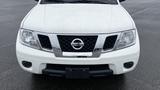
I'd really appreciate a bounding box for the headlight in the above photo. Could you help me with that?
[116,30,136,49]
[20,29,39,49]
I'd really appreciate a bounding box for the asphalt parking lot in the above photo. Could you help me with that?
[0,0,160,90]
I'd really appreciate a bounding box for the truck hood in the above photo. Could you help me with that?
[22,4,134,33]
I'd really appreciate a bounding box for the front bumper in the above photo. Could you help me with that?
[42,64,113,78]
[16,31,140,76]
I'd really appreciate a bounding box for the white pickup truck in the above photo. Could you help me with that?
[16,0,140,78]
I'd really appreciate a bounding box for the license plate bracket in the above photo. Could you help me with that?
[66,68,89,79]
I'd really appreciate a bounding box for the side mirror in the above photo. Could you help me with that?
[35,0,39,2]
[119,0,126,2]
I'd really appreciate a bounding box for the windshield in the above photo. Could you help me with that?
[41,0,118,4]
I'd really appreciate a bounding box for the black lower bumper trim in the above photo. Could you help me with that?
[42,64,113,78]
[42,68,113,78]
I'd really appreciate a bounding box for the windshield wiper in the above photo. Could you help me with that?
[41,0,108,4]
[84,0,107,4]
[67,0,107,4]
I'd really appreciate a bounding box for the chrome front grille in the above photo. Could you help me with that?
[36,33,119,58]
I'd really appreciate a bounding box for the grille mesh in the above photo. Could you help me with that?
[103,35,118,50]
[57,35,98,52]
[46,64,109,71]
[38,34,52,50]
